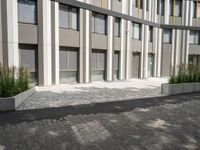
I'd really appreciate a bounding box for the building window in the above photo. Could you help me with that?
[132,22,141,40]
[19,44,38,84]
[190,30,200,45]
[59,5,79,30]
[192,1,200,18]
[18,0,37,24]
[169,0,182,17]
[157,0,164,15]
[92,13,107,35]
[146,0,149,11]
[114,18,121,37]
[149,26,153,42]
[133,0,143,9]
[163,29,172,44]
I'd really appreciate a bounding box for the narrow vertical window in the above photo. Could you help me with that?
[114,18,121,37]
[169,0,182,17]
[163,29,172,44]
[59,5,69,28]
[149,26,153,42]
[92,13,107,35]
[132,22,141,40]
[18,0,37,24]
[190,30,200,45]
[59,4,79,30]
[71,8,78,30]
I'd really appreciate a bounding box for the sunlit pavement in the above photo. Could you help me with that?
[18,78,168,110]
[0,92,200,150]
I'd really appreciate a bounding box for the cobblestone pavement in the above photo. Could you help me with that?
[18,78,167,110]
[0,93,200,150]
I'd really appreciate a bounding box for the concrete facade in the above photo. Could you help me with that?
[0,0,200,85]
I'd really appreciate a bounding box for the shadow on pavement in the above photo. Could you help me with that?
[0,92,199,126]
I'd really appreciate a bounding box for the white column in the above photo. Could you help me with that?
[38,0,52,86]
[51,1,59,85]
[148,0,152,21]
[189,1,193,26]
[157,28,162,77]
[125,21,132,79]
[0,0,3,65]
[107,16,114,81]
[153,27,158,77]
[85,10,90,83]
[140,24,145,78]
[185,30,190,64]
[143,25,149,78]
[2,0,19,67]
[184,0,189,26]
[164,0,170,24]
[143,0,147,20]
[171,29,176,74]
[120,19,126,80]
[174,30,181,73]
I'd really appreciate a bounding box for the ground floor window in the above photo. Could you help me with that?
[91,49,106,81]
[148,53,154,77]
[132,52,141,78]
[114,51,120,80]
[19,44,38,84]
[59,47,78,83]
[189,54,200,66]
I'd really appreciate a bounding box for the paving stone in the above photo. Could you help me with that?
[18,78,167,110]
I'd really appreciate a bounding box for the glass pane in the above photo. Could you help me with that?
[163,29,172,43]
[132,23,141,40]
[149,27,153,42]
[59,5,69,28]
[92,13,95,32]
[190,31,195,44]
[59,49,68,70]
[96,14,106,34]
[20,49,36,71]
[18,0,37,24]
[114,18,120,37]
[59,71,77,83]
[71,8,78,30]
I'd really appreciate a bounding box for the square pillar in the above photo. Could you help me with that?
[1,0,19,67]
[51,1,59,85]
[143,25,149,79]
[107,16,114,81]
[38,0,52,86]
[0,0,3,65]
[80,9,91,83]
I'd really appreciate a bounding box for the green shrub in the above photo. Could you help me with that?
[0,64,30,98]
[169,64,200,84]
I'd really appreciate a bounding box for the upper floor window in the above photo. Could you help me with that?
[114,18,121,37]
[157,0,164,15]
[133,0,143,9]
[132,22,141,40]
[169,0,182,17]
[59,5,79,30]
[149,26,153,42]
[92,13,107,35]
[163,29,172,44]
[192,1,200,18]
[18,0,37,24]
[190,30,200,45]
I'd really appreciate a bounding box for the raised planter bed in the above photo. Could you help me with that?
[0,87,37,111]
[161,82,200,96]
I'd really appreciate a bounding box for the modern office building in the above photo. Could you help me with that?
[0,0,200,86]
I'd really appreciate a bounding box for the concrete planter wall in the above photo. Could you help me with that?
[0,87,37,111]
[162,83,200,96]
